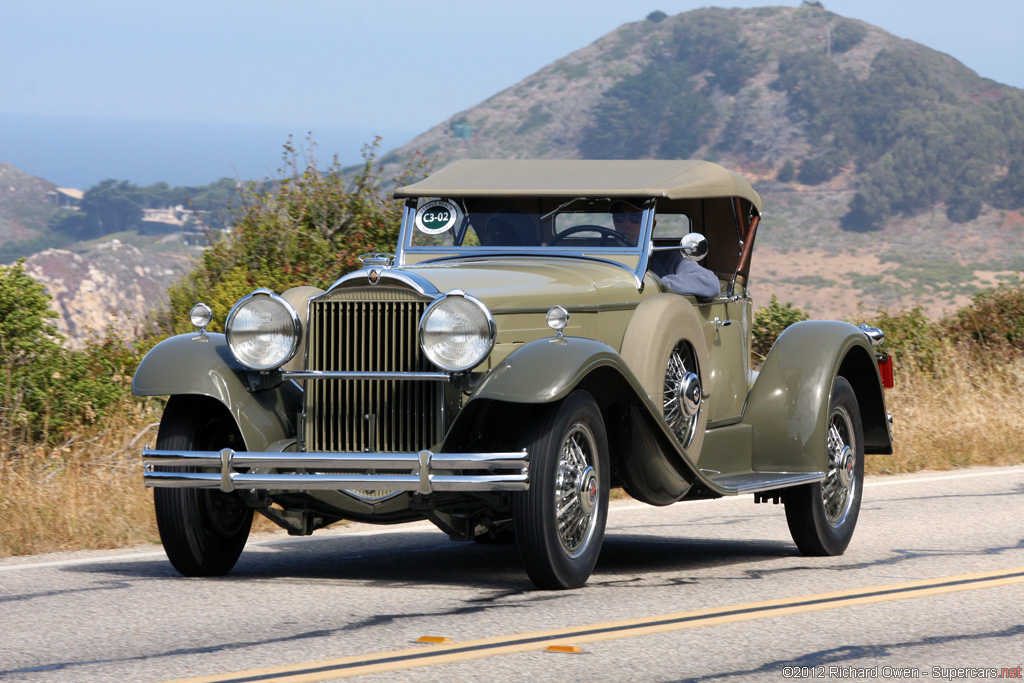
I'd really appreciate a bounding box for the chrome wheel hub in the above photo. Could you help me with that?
[555,424,600,557]
[822,406,857,527]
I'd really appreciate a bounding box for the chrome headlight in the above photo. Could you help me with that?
[225,289,301,371]
[419,290,495,372]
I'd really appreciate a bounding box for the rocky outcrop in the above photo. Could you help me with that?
[23,238,192,348]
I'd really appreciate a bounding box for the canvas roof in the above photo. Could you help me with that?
[394,159,763,212]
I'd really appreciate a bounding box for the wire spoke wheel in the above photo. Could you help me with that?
[663,341,701,447]
[784,376,864,556]
[554,424,600,557]
[514,390,609,589]
[822,406,857,526]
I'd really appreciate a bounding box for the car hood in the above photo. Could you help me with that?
[399,257,642,311]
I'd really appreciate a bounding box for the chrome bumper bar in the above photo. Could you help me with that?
[142,448,529,494]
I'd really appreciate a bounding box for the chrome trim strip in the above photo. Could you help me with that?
[490,302,640,316]
[143,447,530,494]
[281,370,450,381]
[323,267,440,298]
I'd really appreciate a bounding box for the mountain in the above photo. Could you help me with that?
[7,5,1024,333]
[0,162,60,241]
[0,164,199,347]
[22,238,194,349]
[380,5,1024,318]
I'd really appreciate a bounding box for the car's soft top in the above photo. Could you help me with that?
[394,159,763,212]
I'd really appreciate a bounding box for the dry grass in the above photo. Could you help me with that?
[0,400,163,557]
[2,346,1023,557]
[868,348,1024,474]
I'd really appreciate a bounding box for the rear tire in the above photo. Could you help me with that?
[153,397,252,576]
[784,376,864,556]
[514,391,609,589]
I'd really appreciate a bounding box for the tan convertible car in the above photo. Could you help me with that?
[134,160,894,589]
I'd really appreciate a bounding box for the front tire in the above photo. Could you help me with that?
[514,391,609,589]
[153,396,253,576]
[784,376,864,555]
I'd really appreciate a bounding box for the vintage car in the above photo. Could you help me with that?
[134,160,894,590]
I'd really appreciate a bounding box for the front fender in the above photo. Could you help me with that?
[132,333,301,452]
[463,336,710,504]
[743,320,885,472]
[470,337,627,404]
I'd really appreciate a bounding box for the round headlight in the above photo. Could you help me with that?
[419,291,495,372]
[225,289,301,371]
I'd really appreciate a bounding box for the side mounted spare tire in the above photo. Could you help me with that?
[620,294,709,462]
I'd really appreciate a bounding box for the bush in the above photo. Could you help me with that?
[830,19,867,54]
[752,295,808,360]
[164,137,426,335]
[797,153,844,185]
[943,282,1024,354]
[0,261,139,446]
[776,160,796,183]
[865,306,943,376]
[646,10,668,23]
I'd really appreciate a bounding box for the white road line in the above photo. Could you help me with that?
[2,466,1020,573]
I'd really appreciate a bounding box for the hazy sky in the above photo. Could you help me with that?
[2,0,1022,187]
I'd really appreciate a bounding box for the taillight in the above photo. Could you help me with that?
[876,354,894,389]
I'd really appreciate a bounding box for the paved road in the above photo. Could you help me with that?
[2,466,1022,682]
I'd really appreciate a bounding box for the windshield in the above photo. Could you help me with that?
[405,197,652,250]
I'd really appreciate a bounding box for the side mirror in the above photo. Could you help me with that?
[680,233,708,262]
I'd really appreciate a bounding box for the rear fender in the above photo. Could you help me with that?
[743,321,890,472]
[132,333,301,452]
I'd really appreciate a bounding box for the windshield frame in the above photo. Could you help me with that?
[395,197,657,287]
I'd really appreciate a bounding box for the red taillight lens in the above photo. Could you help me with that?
[877,354,894,389]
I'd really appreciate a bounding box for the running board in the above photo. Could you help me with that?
[710,471,826,495]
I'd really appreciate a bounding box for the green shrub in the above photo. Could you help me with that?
[943,282,1024,354]
[0,261,139,445]
[752,295,808,359]
[776,160,796,183]
[830,19,867,54]
[164,137,425,335]
[865,307,943,376]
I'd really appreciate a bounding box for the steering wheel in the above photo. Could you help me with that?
[548,225,634,247]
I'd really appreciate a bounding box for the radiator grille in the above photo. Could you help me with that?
[304,298,443,452]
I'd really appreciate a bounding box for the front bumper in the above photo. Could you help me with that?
[142,448,530,494]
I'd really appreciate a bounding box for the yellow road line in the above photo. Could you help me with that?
[169,566,1024,683]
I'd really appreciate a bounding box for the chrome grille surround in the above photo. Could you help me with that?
[303,286,444,500]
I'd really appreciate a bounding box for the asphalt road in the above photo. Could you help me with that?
[2,466,1022,682]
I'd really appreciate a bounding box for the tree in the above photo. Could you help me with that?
[0,260,65,442]
[74,179,144,238]
[164,138,426,335]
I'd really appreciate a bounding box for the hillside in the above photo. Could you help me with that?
[6,4,1024,332]
[380,4,1024,318]
[0,162,60,242]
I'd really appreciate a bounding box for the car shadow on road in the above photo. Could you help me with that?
[64,530,798,591]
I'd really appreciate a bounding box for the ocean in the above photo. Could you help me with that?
[0,113,419,190]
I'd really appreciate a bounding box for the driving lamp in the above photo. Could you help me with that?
[225,289,301,371]
[189,302,213,331]
[546,305,569,336]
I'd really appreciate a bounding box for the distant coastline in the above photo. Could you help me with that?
[0,113,418,189]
